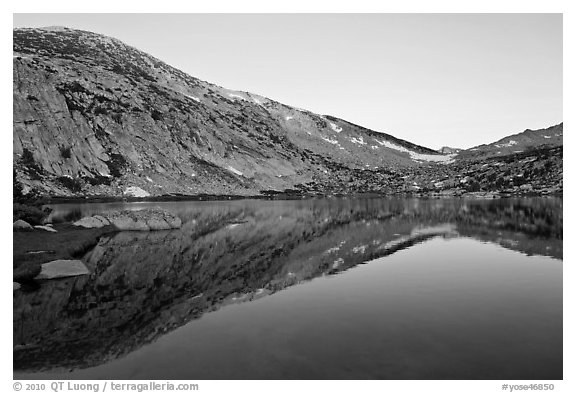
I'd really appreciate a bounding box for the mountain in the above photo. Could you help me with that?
[438,146,462,154]
[13,27,562,198]
[457,123,563,161]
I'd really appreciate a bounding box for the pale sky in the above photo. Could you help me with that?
[13,13,562,150]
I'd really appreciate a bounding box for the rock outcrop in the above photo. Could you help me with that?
[105,209,181,231]
[72,215,110,229]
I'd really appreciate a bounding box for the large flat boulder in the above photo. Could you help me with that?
[73,215,111,228]
[105,209,182,231]
[35,259,90,280]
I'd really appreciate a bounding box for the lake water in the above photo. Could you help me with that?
[14,197,562,379]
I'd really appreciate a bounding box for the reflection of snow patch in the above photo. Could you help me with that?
[332,258,344,269]
[543,135,551,139]
[324,241,346,255]
[352,245,367,254]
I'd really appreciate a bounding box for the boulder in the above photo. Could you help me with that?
[34,225,58,233]
[124,186,151,197]
[13,219,33,231]
[105,209,182,231]
[93,215,111,226]
[147,217,172,231]
[73,215,110,228]
[35,259,90,280]
[107,214,149,231]
[13,282,21,291]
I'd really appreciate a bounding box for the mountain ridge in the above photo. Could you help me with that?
[13,27,563,198]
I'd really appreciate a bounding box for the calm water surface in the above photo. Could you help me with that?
[14,197,562,379]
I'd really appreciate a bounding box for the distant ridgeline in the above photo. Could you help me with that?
[13,27,563,198]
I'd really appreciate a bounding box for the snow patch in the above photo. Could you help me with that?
[374,139,455,163]
[329,122,342,133]
[350,136,366,145]
[496,140,517,148]
[227,166,243,176]
[285,116,293,121]
[321,136,339,145]
[185,94,200,102]
[543,135,551,139]
[228,93,247,101]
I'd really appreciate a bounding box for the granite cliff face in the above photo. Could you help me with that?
[13,27,562,198]
[13,27,445,198]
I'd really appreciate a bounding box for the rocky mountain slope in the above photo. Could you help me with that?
[457,123,563,161]
[13,27,563,198]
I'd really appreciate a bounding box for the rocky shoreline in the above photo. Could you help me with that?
[13,208,182,286]
[37,187,563,205]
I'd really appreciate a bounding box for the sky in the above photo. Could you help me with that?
[13,13,563,150]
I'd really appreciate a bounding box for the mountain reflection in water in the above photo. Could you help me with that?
[14,197,562,379]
